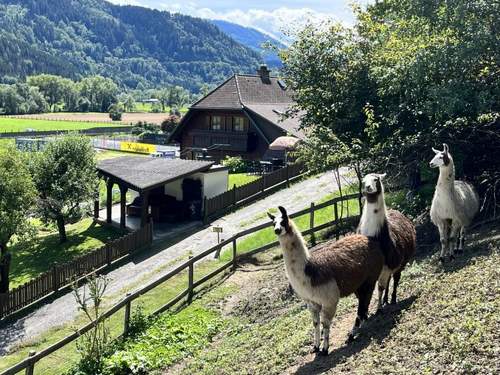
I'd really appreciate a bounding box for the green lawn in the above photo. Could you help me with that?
[228,173,259,188]
[9,218,125,288]
[0,117,123,132]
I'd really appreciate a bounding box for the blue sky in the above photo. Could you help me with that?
[107,1,368,40]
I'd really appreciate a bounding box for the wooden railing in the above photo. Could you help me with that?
[0,223,153,321]
[204,163,305,222]
[0,192,361,375]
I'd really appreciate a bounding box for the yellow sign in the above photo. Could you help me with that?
[120,141,157,154]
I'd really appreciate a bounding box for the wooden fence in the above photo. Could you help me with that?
[0,192,361,375]
[0,223,153,321]
[204,163,305,222]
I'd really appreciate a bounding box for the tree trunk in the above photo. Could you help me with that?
[56,215,67,243]
[0,243,11,293]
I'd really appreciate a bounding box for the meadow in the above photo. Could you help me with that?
[0,117,124,132]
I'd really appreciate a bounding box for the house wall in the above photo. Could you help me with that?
[163,169,228,201]
[178,110,272,162]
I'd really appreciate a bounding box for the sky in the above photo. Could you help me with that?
[107,1,368,41]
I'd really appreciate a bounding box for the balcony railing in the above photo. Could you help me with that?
[191,129,249,152]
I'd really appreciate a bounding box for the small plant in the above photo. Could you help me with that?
[222,156,246,173]
[70,274,110,374]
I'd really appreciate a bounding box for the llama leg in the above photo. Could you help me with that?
[449,224,460,259]
[391,271,401,304]
[438,221,449,262]
[308,302,321,352]
[349,281,375,341]
[319,303,337,355]
[457,227,466,254]
[376,267,391,313]
[383,276,391,305]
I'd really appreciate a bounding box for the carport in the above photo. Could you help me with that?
[96,157,216,228]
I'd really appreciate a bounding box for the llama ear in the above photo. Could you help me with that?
[443,143,449,153]
[267,212,275,221]
[377,173,387,179]
[278,206,288,218]
[432,147,440,154]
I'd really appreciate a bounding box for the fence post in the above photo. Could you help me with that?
[25,350,36,375]
[106,244,112,266]
[334,201,340,240]
[286,165,290,187]
[261,175,266,192]
[310,202,316,246]
[52,266,59,292]
[188,256,194,303]
[232,238,237,271]
[232,184,237,205]
[123,292,132,336]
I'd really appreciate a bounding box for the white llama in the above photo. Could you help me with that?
[429,144,480,262]
[268,206,384,355]
[357,173,416,311]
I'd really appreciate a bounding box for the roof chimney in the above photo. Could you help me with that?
[257,64,271,84]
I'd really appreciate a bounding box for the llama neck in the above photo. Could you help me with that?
[437,162,455,191]
[358,192,387,238]
[279,222,309,268]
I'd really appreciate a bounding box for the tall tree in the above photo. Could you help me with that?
[27,74,67,111]
[79,76,119,112]
[0,146,36,293]
[32,136,98,243]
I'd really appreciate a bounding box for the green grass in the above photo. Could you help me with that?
[228,173,259,188]
[9,218,125,288]
[0,117,124,132]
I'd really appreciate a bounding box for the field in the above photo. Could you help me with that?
[4,111,183,126]
[0,117,127,132]
[228,173,259,188]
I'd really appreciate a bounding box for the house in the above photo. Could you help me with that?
[169,65,304,162]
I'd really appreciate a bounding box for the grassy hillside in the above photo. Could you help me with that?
[68,220,498,375]
[0,117,123,132]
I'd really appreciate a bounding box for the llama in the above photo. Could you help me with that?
[268,206,384,355]
[357,173,416,311]
[429,144,480,262]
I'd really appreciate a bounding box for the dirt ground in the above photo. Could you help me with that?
[12,112,170,124]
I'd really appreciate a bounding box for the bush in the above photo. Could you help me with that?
[160,114,180,134]
[131,121,161,136]
[108,103,123,121]
[222,156,246,173]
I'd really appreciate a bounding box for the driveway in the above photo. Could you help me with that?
[0,169,352,355]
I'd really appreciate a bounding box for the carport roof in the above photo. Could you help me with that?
[97,156,214,192]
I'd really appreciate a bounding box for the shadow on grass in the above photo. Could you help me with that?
[9,219,125,287]
[294,295,417,375]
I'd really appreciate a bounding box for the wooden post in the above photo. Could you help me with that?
[310,202,316,246]
[106,244,112,266]
[232,184,237,205]
[119,185,128,229]
[140,191,150,228]
[286,165,290,187]
[123,293,131,336]
[203,196,208,225]
[334,201,339,240]
[232,238,237,271]
[106,179,114,224]
[25,350,36,375]
[52,266,58,292]
[93,195,100,220]
[188,256,194,303]
[261,175,266,192]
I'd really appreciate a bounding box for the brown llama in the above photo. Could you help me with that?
[268,206,384,355]
[357,173,416,311]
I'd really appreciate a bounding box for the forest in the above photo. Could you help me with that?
[0,0,262,92]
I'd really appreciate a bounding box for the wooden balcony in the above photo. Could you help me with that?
[191,129,249,152]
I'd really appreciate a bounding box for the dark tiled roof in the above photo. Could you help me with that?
[192,76,242,109]
[244,104,305,139]
[97,156,213,192]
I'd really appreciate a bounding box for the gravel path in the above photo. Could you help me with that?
[0,169,351,355]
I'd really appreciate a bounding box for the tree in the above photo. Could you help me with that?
[118,93,135,112]
[32,136,98,243]
[27,74,66,111]
[79,76,119,112]
[108,103,123,121]
[160,114,180,133]
[0,146,36,293]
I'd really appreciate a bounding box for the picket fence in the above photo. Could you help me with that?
[0,223,153,320]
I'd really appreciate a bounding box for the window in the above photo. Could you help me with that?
[233,117,245,132]
[210,116,222,130]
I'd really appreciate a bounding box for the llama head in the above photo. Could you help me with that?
[362,173,386,201]
[430,143,452,168]
[267,206,290,236]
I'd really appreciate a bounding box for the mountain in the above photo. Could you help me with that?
[212,20,286,68]
[0,0,263,92]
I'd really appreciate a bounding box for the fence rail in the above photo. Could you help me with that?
[0,192,362,375]
[0,126,134,139]
[204,163,305,221]
[0,223,153,321]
